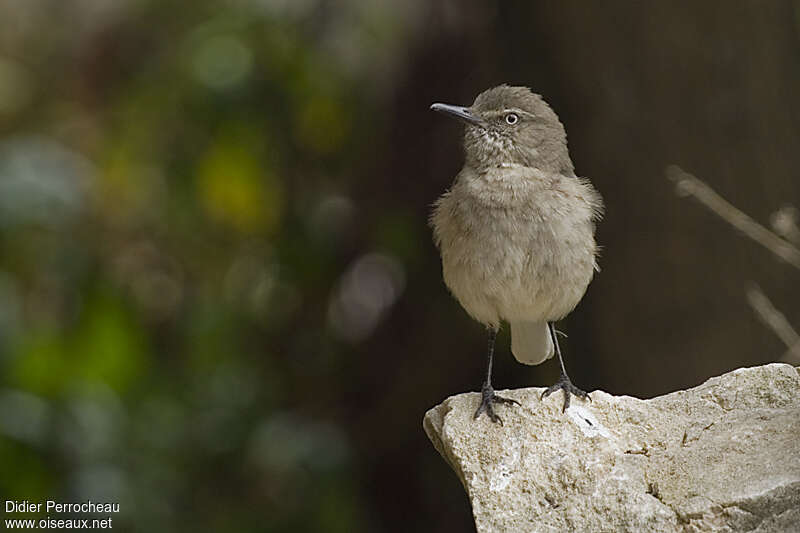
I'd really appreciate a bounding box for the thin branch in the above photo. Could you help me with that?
[745,283,800,364]
[666,165,800,270]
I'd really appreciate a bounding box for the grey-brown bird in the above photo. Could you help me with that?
[430,85,603,424]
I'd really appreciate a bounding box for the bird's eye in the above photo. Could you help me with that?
[505,113,519,125]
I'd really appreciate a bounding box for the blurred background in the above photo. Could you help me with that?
[1,1,798,531]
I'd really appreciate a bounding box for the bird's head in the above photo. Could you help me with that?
[431,85,573,174]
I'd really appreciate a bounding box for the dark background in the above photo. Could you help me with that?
[1,1,798,531]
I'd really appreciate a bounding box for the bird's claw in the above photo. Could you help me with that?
[474,384,520,425]
[541,375,591,412]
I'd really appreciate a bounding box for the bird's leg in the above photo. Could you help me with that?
[474,327,520,425]
[541,322,591,412]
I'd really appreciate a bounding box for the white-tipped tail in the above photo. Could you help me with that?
[511,321,554,365]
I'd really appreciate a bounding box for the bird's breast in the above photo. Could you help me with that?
[431,170,598,324]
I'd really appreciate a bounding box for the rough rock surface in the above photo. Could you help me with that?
[423,364,800,532]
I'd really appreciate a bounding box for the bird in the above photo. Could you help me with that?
[429,85,603,424]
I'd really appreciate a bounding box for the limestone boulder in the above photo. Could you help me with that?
[423,364,800,532]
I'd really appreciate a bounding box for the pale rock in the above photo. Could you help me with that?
[423,364,800,532]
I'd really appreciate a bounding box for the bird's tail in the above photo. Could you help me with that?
[510,321,554,365]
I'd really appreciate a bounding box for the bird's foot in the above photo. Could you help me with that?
[541,375,591,413]
[473,383,520,425]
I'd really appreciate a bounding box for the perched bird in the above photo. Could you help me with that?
[430,85,603,424]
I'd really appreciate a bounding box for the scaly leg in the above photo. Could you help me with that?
[474,328,519,425]
[541,322,591,412]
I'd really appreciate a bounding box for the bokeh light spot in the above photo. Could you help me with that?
[328,252,405,342]
[294,95,349,155]
[191,35,253,91]
[196,134,283,234]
